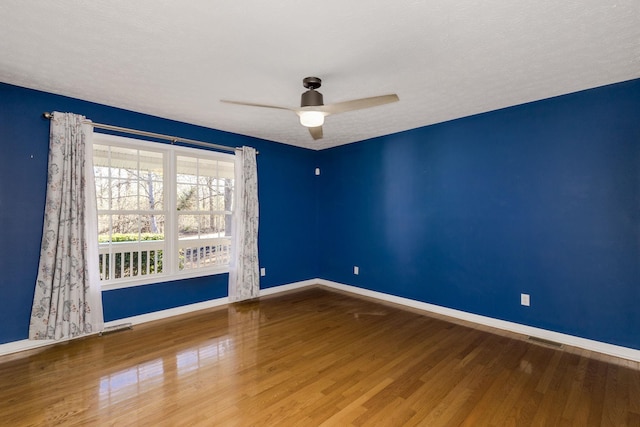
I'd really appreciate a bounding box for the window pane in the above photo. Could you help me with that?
[95,177,110,210]
[97,214,166,281]
[109,146,138,170]
[98,214,111,242]
[178,214,200,239]
[177,184,198,211]
[200,214,215,237]
[176,156,198,182]
[139,181,163,211]
[200,214,227,236]
[198,184,213,211]
[218,160,234,180]
[139,151,163,175]
[140,214,165,236]
[177,156,233,216]
[94,145,165,213]
[178,236,231,271]
[111,214,140,235]
[224,179,234,207]
[198,158,218,184]
[178,214,230,239]
[93,145,110,167]
[139,151,164,210]
[113,178,138,210]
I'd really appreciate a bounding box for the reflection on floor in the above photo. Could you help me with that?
[0,286,638,426]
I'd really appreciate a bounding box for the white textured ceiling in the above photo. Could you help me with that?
[1,1,639,150]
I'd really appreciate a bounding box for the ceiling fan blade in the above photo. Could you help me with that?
[220,100,292,111]
[318,94,399,115]
[308,126,323,140]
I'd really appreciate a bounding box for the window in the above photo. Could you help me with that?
[93,134,234,290]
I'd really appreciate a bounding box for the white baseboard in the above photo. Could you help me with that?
[0,337,60,357]
[316,279,640,363]
[259,279,317,296]
[3,278,639,363]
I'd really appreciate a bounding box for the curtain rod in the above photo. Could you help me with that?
[42,112,257,154]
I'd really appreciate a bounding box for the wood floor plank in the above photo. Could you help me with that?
[561,352,593,425]
[0,286,638,426]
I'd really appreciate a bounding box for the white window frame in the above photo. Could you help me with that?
[94,133,235,291]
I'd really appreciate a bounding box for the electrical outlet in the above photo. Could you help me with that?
[354,266,359,275]
[315,168,320,175]
[260,268,266,277]
[521,293,530,306]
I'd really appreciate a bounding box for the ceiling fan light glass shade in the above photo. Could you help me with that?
[299,111,325,127]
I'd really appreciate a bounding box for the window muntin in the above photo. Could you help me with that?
[93,134,234,290]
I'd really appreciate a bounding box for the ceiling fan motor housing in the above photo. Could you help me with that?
[301,77,323,107]
[301,89,324,107]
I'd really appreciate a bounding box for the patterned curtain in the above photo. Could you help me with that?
[229,146,260,302]
[29,112,104,340]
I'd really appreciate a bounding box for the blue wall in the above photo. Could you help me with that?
[317,79,640,350]
[0,82,318,343]
[2,78,639,350]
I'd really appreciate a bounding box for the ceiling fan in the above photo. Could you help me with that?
[221,77,399,140]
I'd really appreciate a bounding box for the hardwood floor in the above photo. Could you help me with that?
[1,286,639,426]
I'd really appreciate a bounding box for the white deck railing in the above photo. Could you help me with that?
[98,237,231,282]
[178,237,232,271]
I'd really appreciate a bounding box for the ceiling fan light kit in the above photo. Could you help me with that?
[298,110,326,127]
[221,76,399,140]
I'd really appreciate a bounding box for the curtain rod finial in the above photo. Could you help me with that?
[43,112,53,119]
